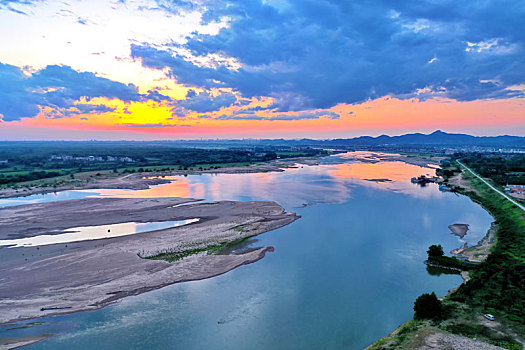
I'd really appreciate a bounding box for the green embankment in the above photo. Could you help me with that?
[368,157,525,349]
[449,167,525,325]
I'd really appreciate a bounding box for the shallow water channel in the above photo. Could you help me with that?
[0,219,200,248]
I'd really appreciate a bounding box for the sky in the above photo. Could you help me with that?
[0,0,524,140]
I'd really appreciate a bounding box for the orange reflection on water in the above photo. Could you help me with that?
[330,161,431,182]
[96,178,191,198]
[338,151,402,162]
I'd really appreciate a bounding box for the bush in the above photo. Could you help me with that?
[414,292,442,319]
[427,244,444,258]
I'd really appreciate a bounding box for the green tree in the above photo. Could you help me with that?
[427,244,444,259]
[414,292,442,319]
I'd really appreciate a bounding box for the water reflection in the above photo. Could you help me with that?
[0,219,199,248]
[0,152,438,209]
[0,153,488,251]
[338,150,402,161]
[89,156,438,207]
[327,161,440,197]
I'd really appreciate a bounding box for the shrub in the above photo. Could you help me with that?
[414,292,442,319]
[427,244,444,258]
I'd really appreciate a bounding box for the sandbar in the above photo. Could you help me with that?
[0,198,298,324]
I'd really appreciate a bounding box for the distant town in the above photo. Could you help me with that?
[50,155,135,162]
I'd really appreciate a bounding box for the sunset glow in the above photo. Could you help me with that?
[1,0,524,139]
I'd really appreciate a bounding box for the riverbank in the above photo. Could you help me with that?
[368,159,525,349]
[0,198,298,325]
[0,157,320,200]
[0,150,441,200]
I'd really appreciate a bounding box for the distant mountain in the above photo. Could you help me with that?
[3,130,523,147]
[240,130,525,147]
[329,130,525,146]
[169,130,525,147]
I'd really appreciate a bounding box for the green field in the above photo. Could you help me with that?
[0,142,330,188]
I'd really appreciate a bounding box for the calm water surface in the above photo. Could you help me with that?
[0,152,493,349]
[0,219,200,248]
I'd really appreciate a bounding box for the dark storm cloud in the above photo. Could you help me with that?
[0,61,243,121]
[131,0,525,111]
[0,63,139,121]
[179,90,236,112]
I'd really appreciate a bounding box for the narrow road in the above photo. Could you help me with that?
[457,161,525,212]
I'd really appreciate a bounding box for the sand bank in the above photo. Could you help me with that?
[448,223,469,238]
[0,198,298,324]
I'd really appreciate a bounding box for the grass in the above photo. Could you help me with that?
[0,159,266,192]
[367,320,425,349]
[427,255,478,270]
[119,161,257,172]
[139,235,256,262]
[0,169,119,191]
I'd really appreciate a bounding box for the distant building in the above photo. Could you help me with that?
[0,159,8,164]
[50,155,133,162]
[506,184,525,195]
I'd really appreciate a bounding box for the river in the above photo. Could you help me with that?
[0,152,493,349]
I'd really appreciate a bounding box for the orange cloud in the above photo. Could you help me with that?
[3,95,524,139]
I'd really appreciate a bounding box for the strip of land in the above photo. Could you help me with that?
[0,197,298,324]
[0,156,321,200]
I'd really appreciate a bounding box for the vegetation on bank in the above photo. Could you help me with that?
[442,154,525,326]
[426,244,478,271]
[456,153,525,186]
[449,170,525,325]
[439,153,525,205]
[0,142,329,188]
[414,292,443,320]
[139,235,255,262]
[369,154,525,349]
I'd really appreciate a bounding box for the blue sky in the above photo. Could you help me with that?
[0,0,523,139]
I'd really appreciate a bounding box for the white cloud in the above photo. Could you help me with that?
[505,84,525,92]
[402,19,431,33]
[465,38,518,54]
[0,0,229,91]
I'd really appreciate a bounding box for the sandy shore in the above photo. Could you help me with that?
[0,198,298,324]
[457,222,497,263]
